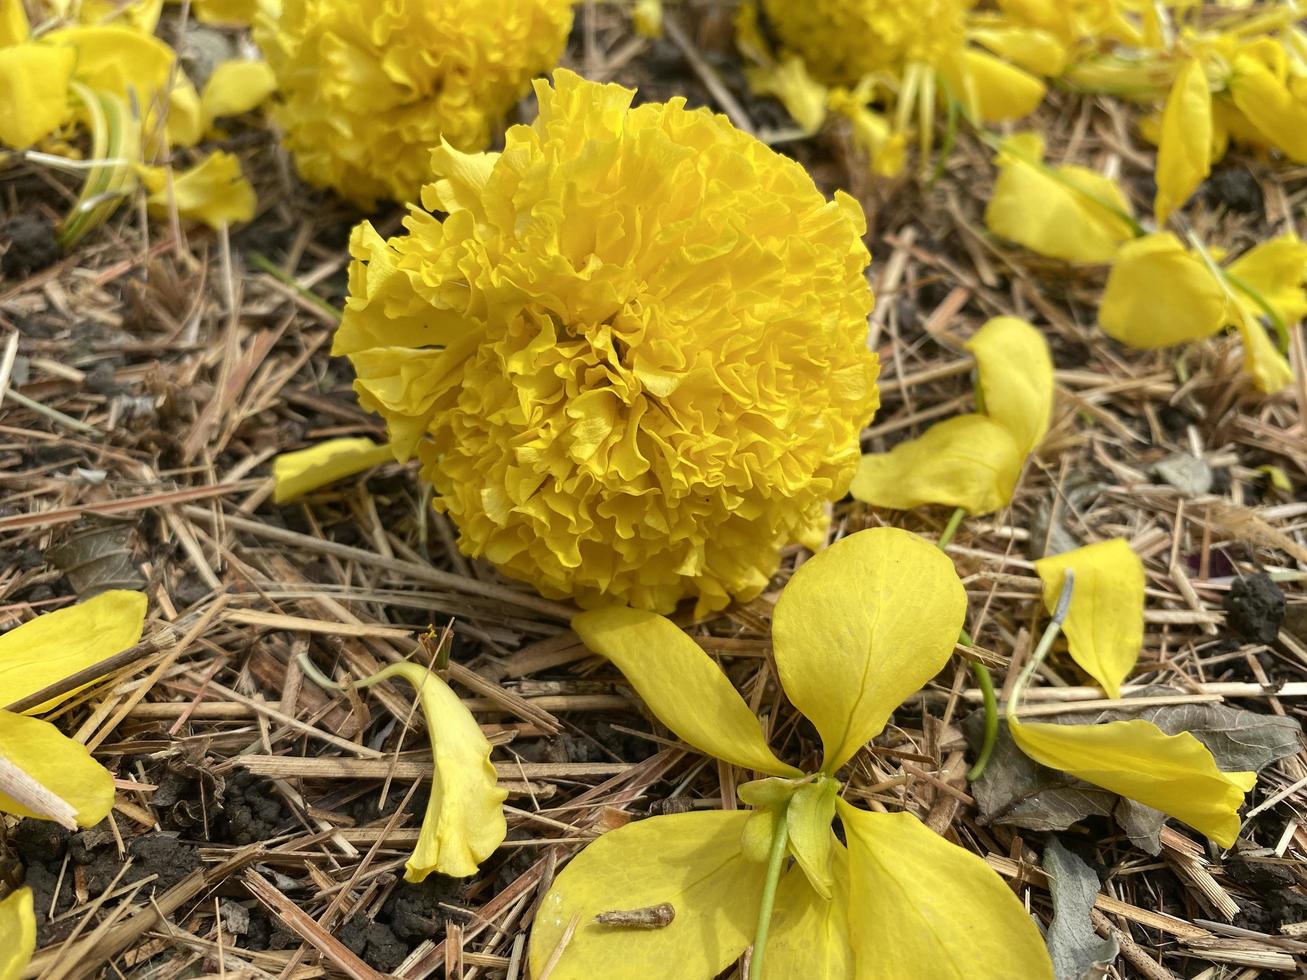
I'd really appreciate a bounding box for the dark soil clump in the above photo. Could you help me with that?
[0,214,61,279]
[1224,573,1286,644]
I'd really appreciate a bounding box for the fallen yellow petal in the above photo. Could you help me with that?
[201,60,276,123]
[1154,58,1212,224]
[1229,52,1307,163]
[1009,717,1256,848]
[950,48,1047,123]
[966,315,1054,456]
[1232,308,1293,395]
[0,590,146,712]
[1035,539,1143,698]
[192,0,258,26]
[747,56,827,135]
[1099,233,1228,348]
[851,414,1024,516]
[0,887,35,980]
[839,799,1054,978]
[0,709,115,828]
[573,606,799,777]
[1226,234,1307,327]
[141,151,256,228]
[985,132,1135,263]
[44,25,173,103]
[0,0,29,46]
[165,75,206,148]
[528,810,760,980]
[271,437,393,503]
[969,25,1067,77]
[363,662,506,881]
[0,44,75,149]
[772,527,966,772]
[763,847,854,979]
[632,0,662,38]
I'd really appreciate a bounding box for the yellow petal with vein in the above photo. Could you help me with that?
[985,132,1135,263]
[851,414,1023,516]
[1226,234,1307,327]
[1099,233,1228,348]
[0,590,146,712]
[141,151,256,228]
[839,800,1054,979]
[966,315,1053,455]
[1009,718,1255,848]
[1035,539,1143,698]
[0,887,35,980]
[772,527,966,771]
[1154,58,1211,224]
[573,607,799,776]
[763,850,854,979]
[0,709,115,827]
[272,437,393,503]
[366,663,506,880]
[528,810,760,980]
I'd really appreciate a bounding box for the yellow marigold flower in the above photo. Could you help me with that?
[253,0,574,207]
[336,69,880,615]
[760,0,970,86]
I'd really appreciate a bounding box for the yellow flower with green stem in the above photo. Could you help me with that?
[529,527,1055,980]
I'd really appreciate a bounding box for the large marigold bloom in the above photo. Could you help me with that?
[253,0,574,207]
[760,0,970,86]
[335,70,880,615]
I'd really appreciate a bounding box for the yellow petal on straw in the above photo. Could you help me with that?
[271,437,393,503]
[1099,233,1228,348]
[1232,308,1293,395]
[948,48,1046,123]
[140,151,256,229]
[746,56,827,135]
[0,709,115,827]
[839,800,1055,979]
[966,315,1054,456]
[1008,718,1256,848]
[364,663,506,881]
[201,60,276,122]
[0,887,35,980]
[0,590,146,712]
[165,75,205,148]
[1226,234,1307,327]
[528,810,760,980]
[572,607,800,777]
[1154,58,1211,224]
[763,847,855,979]
[968,26,1067,77]
[772,527,966,772]
[0,44,75,149]
[985,132,1135,263]
[1229,52,1307,164]
[1035,539,1143,698]
[0,0,29,46]
[850,414,1024,516]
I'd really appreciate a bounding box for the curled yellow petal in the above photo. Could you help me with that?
[363,662,506,881]
[1154,58,1212,224]
[140,151,256,228]
[272,437,393,503]
[1099,233,1228,348]
[1009,718,1255,848]
[772,527,967,772]
[1233,308,1293,395]
[851,414,1023,516]
[0,590,146,712]
[839,800,1054,979]
[948,48,1047,123]
[45,25,173,103]
[1229,52,1307,163]
[1035,539,1143,698]
[572,607,799,777]
[746,56,828,134]
[783,777,837,900]
[969,26,1067,77]
[0,887,35,980]
[827,91,904,176]
[165,76,205,149]
[0,44,75,149]
[528,810,760,980]
[1226,234,1307,327]
[201,59,276,122]
[985,132,1135,263]
[0,709,115,828]
[966,315,1054,456]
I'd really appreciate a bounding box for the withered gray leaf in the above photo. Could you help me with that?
[46,517,145,597]
[966,691,1300,855]
[1044,837,1118,980]
[1153,453,1213,497]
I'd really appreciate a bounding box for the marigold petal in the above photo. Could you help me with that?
[763,849,854,979]
[0,45,75,149]
[1099,233,1228,348]
[1009,718,1255,848]
[141,150,256,228]
[1226,234,1307,327]
[966,315,1054,455]
[1229,52,1307,163]
[772,527,966,771]
[1154,58,1212,224]
[201,59,276,122]
[1232,309,1293,395]
[952,48,1046,123]
[746,56,827,134]
[0,0,28,46]
[0,887,35,980]
[272,437,393,503]
[0,710,115,828]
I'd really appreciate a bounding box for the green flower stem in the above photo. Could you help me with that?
[749,804,790,980]
[933,507,1000,780]
[1006,571,1075,722]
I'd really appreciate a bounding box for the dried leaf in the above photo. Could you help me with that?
[46,518,145,597]
[1043,838,1118,980]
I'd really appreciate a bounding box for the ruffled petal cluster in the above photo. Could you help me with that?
[336,70,879,614]
[254,0,574,207]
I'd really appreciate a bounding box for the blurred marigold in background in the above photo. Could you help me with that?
[253,0,574,207]
[335,69,880,615]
